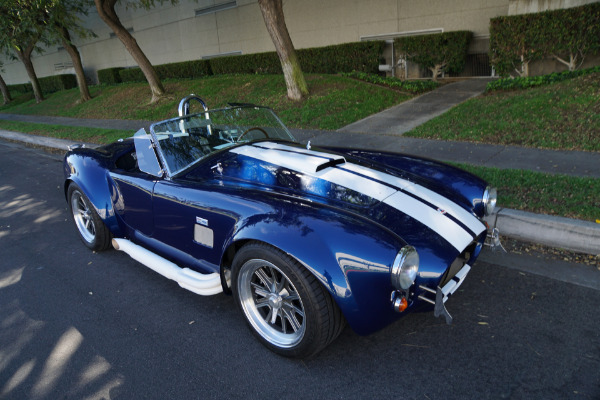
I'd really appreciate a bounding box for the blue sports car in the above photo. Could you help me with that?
[64,95,499,358]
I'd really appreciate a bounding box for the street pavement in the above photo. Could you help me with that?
[0,79,599,254]
[0,140,598,400]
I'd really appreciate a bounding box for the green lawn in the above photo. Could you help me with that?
[405,72,600,152]
[456,164,600,222]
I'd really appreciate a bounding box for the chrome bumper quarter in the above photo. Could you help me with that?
[418,264,471,324]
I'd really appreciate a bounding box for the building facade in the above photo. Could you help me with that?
[1,0,596,84]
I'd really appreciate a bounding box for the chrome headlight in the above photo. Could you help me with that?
[391,246,419,290]
[482,186,497,216]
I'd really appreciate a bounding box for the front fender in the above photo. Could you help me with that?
[229,200,407,335]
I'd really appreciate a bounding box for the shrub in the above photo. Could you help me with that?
[489,3,600,77]
[395,31,473,80]
[97,67,124,84]
[486,65,600,91]
[342,71,440,93]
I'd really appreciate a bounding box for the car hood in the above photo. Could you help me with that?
[186,141,487,254]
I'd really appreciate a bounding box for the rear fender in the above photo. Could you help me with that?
[63,151,122,236]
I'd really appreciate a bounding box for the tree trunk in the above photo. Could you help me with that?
[58,25,91,102]
[553,53,580,71]
[517,54,529,77]
[429,63,446,81]
[94,0,165,103]
[15,45,44,103]
[258,0,308,101]
[0,74,11,105]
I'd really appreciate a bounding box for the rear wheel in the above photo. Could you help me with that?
[68,183,111,251]
[232,242,344,358]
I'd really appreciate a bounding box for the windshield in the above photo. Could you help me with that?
[149,106,295,176]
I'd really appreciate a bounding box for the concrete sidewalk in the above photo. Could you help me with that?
[1,78,599,254]
[339,78,492,135]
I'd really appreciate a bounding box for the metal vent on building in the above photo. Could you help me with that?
[110,27,134,38]
[54,62,74,71]
[195,1,237,16]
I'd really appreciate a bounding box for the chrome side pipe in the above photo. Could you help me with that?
[112,238,222,296]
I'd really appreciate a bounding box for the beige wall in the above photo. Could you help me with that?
[1,0,517,85]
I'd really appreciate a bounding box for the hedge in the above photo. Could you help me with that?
[209,52,281,75]
[38,74,77,93]
[118,67,145,83]
[210,41,385,75]
[489,3,600,77]
[7,74,77,96]
[97,67,124,84]
[7,82,33,96]
[119,60,213,83]
[298,41,384,74]
[395,31,473,80]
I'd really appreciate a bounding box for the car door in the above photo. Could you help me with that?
[151,179,238,274]
[108,129,163,237]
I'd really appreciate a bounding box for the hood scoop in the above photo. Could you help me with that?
[232,142,346,174]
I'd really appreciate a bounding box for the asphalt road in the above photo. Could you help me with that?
[1,141,599,400]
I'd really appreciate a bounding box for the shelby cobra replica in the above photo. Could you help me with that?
[64,95,500,358]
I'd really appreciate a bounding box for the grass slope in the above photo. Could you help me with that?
[406,72,600,152]
[0,74,411,130]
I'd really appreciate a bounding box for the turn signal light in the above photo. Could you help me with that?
[394,296,408,312]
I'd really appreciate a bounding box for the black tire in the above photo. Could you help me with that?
[232,242,345,358]
[67,183,112,251]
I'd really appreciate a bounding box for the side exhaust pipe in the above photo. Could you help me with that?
[112,238,223,296]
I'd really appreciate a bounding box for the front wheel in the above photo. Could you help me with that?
[68,183,112,251]
[232,242,344,358]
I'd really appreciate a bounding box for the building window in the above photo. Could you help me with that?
[195,1,237,17]
[202,51,242,60]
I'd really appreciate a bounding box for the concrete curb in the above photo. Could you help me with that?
[485,208,600,255]
[0,129,98,151]
[2,128,599,255]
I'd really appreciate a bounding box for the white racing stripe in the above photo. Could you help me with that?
[231,145,395,200]
[230,143,484,251]
[340,163,486,236]
[384,192,475,251]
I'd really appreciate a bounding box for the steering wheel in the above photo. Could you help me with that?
[237,127,270,142]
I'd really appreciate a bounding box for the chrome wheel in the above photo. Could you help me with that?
[67,184,111,251]
[71,189,96,244]
[237,259,306,348]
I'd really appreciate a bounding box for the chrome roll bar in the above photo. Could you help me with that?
[178,94,208,116]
